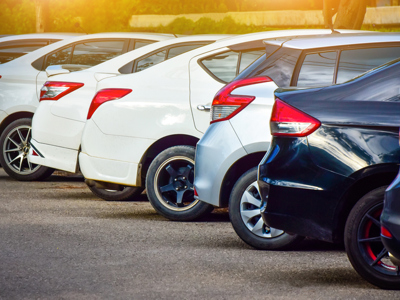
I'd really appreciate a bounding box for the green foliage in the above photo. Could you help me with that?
[0,0,35,34]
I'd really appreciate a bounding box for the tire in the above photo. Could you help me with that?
[0,118,54,181]
[146,145,213,221]
[345,186,400,290]
[229,167,304,250]
[87,184,144,201]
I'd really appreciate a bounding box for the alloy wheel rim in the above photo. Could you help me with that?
[3,125,39,175]
[357,203,400,276]
[240,181,284,238]
[154,156,199,211]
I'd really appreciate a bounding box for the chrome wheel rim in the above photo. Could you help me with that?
[2,125,39,175]
[154,156,199,211]
[240,181,284,238]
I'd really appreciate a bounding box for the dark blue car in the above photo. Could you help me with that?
[258,58,400,289]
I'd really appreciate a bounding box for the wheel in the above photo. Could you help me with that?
[345,186,400,290]
[229,167,304,250]
[146,145,213,221]
[87,184,144,201]
[0,118,54,181]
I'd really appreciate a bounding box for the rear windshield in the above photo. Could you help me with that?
[236,47,301,87]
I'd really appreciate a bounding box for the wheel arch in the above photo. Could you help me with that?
[0,112,34,137]
[332,163,399,243]
[138,134,199,186]
[219,151,266,208]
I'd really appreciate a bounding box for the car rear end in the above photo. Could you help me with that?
[259,60,400,243]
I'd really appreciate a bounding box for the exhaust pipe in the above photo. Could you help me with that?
[85,179,124,191]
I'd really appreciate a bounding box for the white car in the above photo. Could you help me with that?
[0,33,83,64]
[29,34,230,200]
[71,30,358,221]
[0,32,174,181]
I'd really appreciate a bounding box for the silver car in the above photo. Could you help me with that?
[194,32,400,250]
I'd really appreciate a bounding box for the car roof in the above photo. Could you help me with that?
[3,32,177,65]
[87,34,234,72]
[264,32,400,49]
[0,33,84,42]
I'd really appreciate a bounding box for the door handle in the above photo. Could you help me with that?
[197,104,211,111]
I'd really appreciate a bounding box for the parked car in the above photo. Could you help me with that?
[258,58,400,289]
[0,32,174,181]
[0,33,83,64]
[74,30,364,221]
[194,32,400,250]
[29,34,230,200]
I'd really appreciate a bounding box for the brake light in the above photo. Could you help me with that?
[381,225,393,239]
[211,77,272,124]
[40,81,84,101]
[87,88,132,119]
[270,98,320,137]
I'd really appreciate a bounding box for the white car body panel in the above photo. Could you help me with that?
[29,35,230,171]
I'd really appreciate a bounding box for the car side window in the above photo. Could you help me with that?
[134,41,153,49]
[167,44,205,59]
[45,46,73,68]
[135,49,167,72]
[201,51,240,83]
[0,41,51,64]
[71,40,125,66]
[239,49,265,73]
[297,51,337,87]
[337,47,400,83]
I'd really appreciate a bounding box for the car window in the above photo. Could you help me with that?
[45,46,73,68]
[134,41,154,49]
[297,51,337,87]
[135,49,167,72]
[337,47,400,83]
[71,40,125,66]
[0,41,51,64]
[167,44,205,59]
[201,51,240,82]
[239,50,265,73]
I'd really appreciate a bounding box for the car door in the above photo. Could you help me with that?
[189,47,264,133]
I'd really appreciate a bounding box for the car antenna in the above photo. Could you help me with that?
[75,22,88,34]
[329,24,340,34]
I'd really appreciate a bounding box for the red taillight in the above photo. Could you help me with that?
[40,81,84,101]
[270,98,320,137]
[210,77,272,124]
[381,225,393,239]
[87,88,132,119]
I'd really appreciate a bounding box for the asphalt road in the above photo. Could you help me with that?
[0,169,399,299]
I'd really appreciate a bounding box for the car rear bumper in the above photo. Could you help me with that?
[258,138,351,243]
[194,121,247,207]
[32,101,85,150]
[79,152,139,186]
[29,139,79,173]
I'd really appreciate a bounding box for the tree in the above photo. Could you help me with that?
[323,0,367,29]
[33,0,49,32]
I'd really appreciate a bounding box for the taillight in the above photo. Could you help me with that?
[270,98,320,137]
[87,88,132,119]
[381,225,393,239]
[211,77,272,124]
[40,81,84,101]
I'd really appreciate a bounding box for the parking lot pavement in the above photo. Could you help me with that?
[0,168,399,299]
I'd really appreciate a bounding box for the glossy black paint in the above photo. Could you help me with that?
[382,172,400,260]
[259,59,400,243]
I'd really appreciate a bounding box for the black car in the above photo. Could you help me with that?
[382,169,400,266]
[258,58,400,289]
